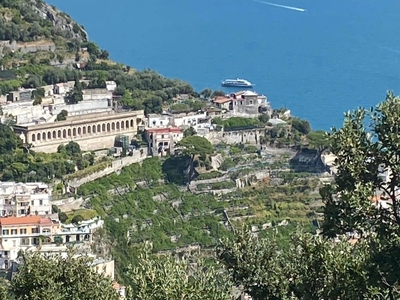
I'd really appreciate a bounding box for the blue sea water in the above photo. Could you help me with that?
[46,0,400,130]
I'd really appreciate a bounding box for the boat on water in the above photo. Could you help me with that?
[221,78,253,88]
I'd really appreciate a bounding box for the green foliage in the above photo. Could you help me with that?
[183,126,196,137]
[213,117,264,130]
[220,158,235,171]
[128,245,232,300]
[0,123,22,154]
[197,171,222,180]
[65,78,83,104]
[71,214,84,224]
[58,212,68,223]
[218,229,372,300]
[307,130,329,151]
[291,117,311,135]
[11,251,119,300]
[178,136,214,184]
[56,109,68,121]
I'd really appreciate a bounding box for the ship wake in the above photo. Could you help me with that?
[253,0,306,12]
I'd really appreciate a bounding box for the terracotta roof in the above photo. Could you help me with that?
[0,216,50,226]
[146,127,181,133]
[213,96,232,104]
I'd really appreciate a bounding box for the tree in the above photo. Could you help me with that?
[58,212,68,223]
[321,91,400,295]
[258,114,270,124]
[65,78,83,104]
[211,90,225,98]
[143,95,162,115]
[200,88,212,99]
[56,110,68,121]
[291,117,311,135]
[99,50,109,60]
[11,251,119,300]
[177,136,213,185]
[0,123,22,155]
[306,130,329,153]
[183,127,196,137]
[71,214,84,224]
[65,141,81,157]
[128,245,231,300]
[218,228,372,300]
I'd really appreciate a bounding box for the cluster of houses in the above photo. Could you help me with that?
[0,182,125,298]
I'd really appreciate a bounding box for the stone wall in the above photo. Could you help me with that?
[204,128,266,145]
[68,150,148,190]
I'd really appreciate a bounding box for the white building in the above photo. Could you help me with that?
[0,215,105,270]
[105,81,117,92]
[147,113,172,128]
[0,182,52,217]
[172,111,208,128]
[49,99,111,117]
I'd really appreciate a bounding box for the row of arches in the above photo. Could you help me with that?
[30,119,136,143]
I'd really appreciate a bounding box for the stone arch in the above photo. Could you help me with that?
[67,129,71,137]
[63,129,66,139]
[125,120,129,128]
[116,121,120,130]
[89,126,92,134]
[102,123,106,132]
[31,134,36,142]
[47,131,51,140]
[111,122,115,131]
[42,132,46,140]
[73,128,77,136]
[130,119,134,127]
[57,130,61,138]
[52,131,56,139]
[37,133,41,141]
[78,127,81,135]
[97,124,101,132]
[83,126,86,135]
[107,123,110,132]
[92,125,95,133]
[121,121,125,129]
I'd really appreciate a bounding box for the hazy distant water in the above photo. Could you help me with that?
[47,0,400,130]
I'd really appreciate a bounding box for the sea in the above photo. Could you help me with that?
[46,0,400,130]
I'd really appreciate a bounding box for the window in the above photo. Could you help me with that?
[31,228,39,234]
[39,200,43,205]
[31,201,34,205]
[249,100,253,104]
[2,230,9,235]
[161,135,164,139]
[12,240,16,247]
[20,228,27,234]
[10,229,17,235]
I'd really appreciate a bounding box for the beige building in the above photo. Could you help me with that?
[13,110,145,153]
[0,215,60,269]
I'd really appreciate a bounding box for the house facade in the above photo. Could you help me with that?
[145,127,183,156]
[212,91,271,117]
[0,215,60,269]
[171,111,208,128]
[147,113,172,128]
[0,182,52,217]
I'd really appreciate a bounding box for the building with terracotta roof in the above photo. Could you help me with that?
[212,91,271,117]
[0,215,60,269]
[0,182,52,217]
[145,127,183,157]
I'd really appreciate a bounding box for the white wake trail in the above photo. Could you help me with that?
[253,0,306,12]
